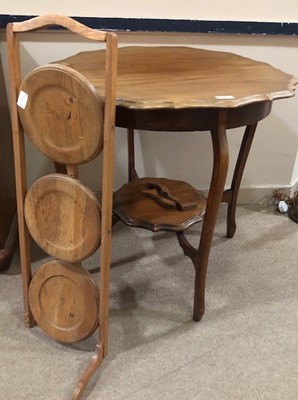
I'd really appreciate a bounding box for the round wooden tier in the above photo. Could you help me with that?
[113,177,206,232]
[24,174,101,262]
[28,260,99,343]
[18,64,104,165]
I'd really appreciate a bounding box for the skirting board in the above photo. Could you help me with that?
[201,184,296,205]
[236,186,290,205]
[98,183,297,208]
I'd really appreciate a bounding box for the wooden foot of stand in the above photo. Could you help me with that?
[72,343,104,400]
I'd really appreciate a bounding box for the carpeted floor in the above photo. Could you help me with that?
[1,205,297,400]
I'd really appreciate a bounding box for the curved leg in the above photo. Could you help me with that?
[178,110,229,321]
[223,123,257,238]
[127,128,139,182]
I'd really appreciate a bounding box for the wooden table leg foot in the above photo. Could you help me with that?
[193,308,204,322]
[226,206,237,238]
[193,270,206,321]
[177,232,205,322]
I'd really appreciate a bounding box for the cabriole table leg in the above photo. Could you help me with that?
[178,110,229,321]
[223,123,258,238]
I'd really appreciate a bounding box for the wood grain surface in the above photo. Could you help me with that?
[113,177,206,232]
[56,46,297,109]
[24,174,101,262]
[18,64,104,164]
[7,14,118,399]
[28,260,99,343]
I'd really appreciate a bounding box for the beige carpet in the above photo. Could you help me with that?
[1,205,297,400]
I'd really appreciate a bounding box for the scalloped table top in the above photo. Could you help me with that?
[55,46,297,110]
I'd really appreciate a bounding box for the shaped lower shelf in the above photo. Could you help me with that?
[113,177,206,232]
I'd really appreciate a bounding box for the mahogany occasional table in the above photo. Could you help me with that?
[56,46,297,321]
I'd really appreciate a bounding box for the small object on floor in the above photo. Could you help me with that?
[278,200,289,213]
[288,204,298,223]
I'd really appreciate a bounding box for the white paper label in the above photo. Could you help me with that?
[215,95,235,100]
[17,91,28,109]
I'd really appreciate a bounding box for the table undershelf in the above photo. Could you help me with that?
[113,177,206,232]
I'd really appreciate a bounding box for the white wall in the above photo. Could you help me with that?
[1,30,297,203]
[2,0,298,203]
